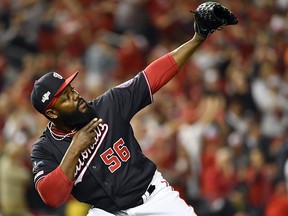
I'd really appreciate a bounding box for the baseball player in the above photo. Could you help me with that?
[30,2,238,216]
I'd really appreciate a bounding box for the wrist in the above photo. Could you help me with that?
[193,33,207,42]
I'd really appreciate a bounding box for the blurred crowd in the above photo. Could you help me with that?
[1,0,288,215]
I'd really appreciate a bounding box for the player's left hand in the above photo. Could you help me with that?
[192,2,238,38]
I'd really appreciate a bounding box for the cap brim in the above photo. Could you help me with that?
[42,71,79,113]
[55,71,79,96]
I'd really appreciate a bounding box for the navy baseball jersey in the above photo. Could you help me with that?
[31,72,157,213]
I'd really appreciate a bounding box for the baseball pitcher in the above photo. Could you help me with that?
[30,2,238,215]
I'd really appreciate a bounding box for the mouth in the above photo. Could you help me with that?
[78,98,87,111]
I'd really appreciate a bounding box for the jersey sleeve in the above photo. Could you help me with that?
[31,138,60,186]
[36,166,73,207]
[105,72,153,121]
[144,53,180,94]
[31,138,73,207]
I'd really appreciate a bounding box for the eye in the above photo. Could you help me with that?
[61,86,75,101]
[61,91,70,100]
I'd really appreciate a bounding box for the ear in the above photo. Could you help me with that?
[45,109,59,119]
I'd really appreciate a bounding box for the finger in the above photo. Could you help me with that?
[87,118,102,131]
[81,118,99,131]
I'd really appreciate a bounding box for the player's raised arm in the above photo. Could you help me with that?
[171,2,237,68]
[145,2,238,94]
[170,34,205,69]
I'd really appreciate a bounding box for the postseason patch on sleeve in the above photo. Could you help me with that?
[32,160,44,174]
[33,160,46,184]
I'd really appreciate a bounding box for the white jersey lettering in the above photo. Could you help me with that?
[74,123,109,185]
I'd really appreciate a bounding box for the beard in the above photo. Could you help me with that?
[58,99,96,130]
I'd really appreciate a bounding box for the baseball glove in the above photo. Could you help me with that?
[192,2,238,38]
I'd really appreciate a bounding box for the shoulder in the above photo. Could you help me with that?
[31,130,54,157]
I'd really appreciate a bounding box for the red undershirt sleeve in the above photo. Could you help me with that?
[144,53,180,94]
[36,166,74,207]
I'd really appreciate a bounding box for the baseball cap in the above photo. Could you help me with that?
[31,71,78,114]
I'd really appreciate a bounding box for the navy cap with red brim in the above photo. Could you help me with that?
[30,71,78,114]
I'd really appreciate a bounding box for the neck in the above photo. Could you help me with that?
[50,121,76,133]
[48,122,77,140]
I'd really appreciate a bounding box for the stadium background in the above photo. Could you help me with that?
[1,0,288,215]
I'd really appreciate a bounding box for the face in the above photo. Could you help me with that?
[52,85,95,129]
